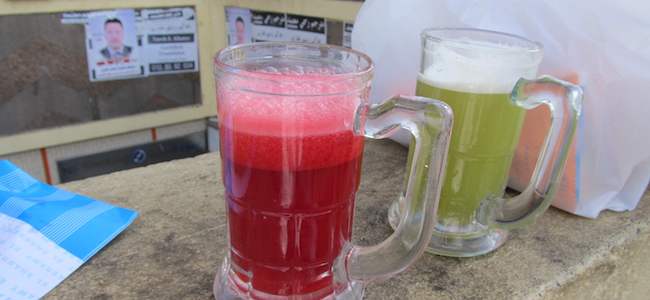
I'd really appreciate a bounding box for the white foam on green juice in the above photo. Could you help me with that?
[420,38,541,94]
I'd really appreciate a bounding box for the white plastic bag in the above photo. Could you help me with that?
[352,0,650,218]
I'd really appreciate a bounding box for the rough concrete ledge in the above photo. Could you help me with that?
[45,140,650,299]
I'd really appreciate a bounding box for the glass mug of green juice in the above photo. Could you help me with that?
[389,28,583,257]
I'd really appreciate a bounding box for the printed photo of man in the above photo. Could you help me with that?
[86,9,143,81]
[226,8,252,46]
[100,18,132,62]
[235,17,247,44]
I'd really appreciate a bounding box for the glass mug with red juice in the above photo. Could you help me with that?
[213,42,453,299]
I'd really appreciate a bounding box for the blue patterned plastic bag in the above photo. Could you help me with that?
[0,160,138,299]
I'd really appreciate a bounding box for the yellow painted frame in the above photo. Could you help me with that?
[223,0,361,21]
[0,0,361,155]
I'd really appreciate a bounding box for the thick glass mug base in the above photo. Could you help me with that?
[387,201,509,257]
[213,256,365,300]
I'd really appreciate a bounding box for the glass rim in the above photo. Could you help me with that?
[213,42,374,82]
[421,27,543,54]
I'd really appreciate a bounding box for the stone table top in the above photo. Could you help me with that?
[45,140,650,300]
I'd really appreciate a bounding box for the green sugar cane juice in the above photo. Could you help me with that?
[386,28,578,257]
[417,77,525,228]
[416,44,537,229]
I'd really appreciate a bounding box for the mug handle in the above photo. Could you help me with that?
[334,96,453,287]
[481,76,583,229]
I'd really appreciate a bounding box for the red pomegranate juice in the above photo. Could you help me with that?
[218,75,366,297]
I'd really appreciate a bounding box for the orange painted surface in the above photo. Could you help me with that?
[39,148,53,185]
[509,72,580,212]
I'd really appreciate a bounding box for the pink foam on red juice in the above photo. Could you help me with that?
[218,73,366,297]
